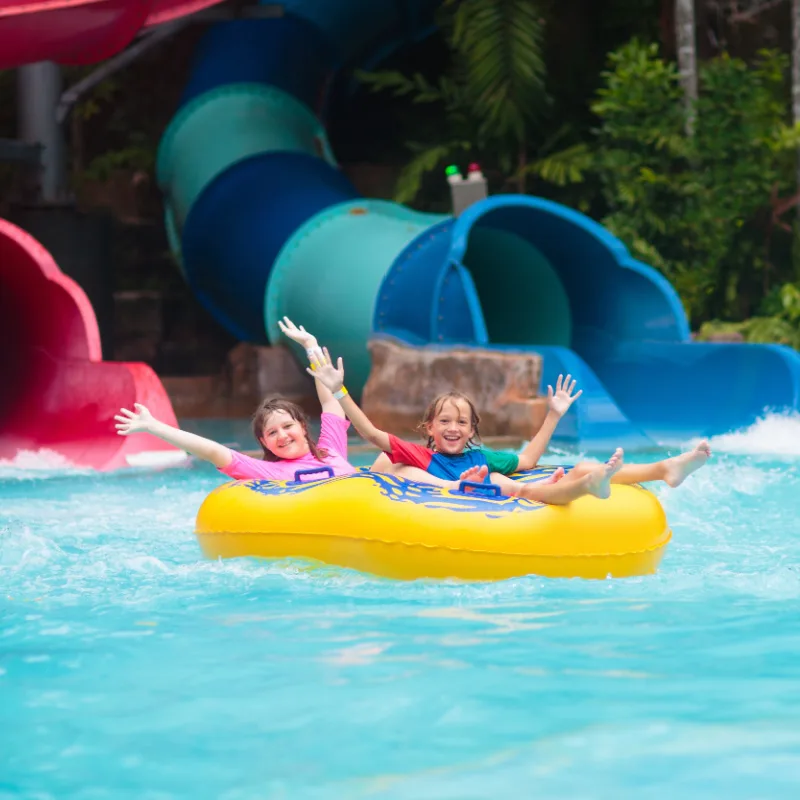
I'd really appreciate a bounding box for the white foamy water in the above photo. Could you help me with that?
[706,411,800,458]
[0,448,84,474]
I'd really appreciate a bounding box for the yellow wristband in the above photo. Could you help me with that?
[333,387,349,400]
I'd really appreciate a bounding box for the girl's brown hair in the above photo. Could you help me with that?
[417,391,482,450]
[252,396,329,462]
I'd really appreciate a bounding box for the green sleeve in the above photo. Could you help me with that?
[480,447,520,475]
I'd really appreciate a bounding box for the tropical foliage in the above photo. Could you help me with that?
[696,282,800,348]
[592,41,800,326]
[356,0,552,202]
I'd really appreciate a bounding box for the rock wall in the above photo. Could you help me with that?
[162,343,316,419]
[361,337,549,440]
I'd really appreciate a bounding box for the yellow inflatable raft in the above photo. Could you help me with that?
[195,467,671,581]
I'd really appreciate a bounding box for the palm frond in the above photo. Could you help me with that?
[520,143,593,186]
[451,0,548,139]
[354,70,442,103]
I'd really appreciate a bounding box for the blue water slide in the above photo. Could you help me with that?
[376,195,800,444]
[158,1,800,448]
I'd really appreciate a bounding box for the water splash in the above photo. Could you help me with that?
[0,448,85,475]
[707,411,800,458]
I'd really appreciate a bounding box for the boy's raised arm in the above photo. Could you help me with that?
[516,374,582,471]
[308,349,393,453]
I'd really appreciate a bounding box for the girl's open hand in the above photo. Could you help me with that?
[115,403,155,436]
[547,374,582,417]
[278,316,323,361]
[306,347,345,393]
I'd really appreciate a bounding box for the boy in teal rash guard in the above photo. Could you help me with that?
[393,438,520,482]
[373,381,710,493]
[379,374,580,483]
[382,419,526,481]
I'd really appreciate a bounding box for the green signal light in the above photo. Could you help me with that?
[444,164,459,176]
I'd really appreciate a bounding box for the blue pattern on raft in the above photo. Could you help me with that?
[241,467,567,516]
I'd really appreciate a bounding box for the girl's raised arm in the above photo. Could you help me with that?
[308,350,392,453]
[115,404,232,468]
[277,316,345,418]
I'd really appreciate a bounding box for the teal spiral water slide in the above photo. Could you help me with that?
[157,1,800,448]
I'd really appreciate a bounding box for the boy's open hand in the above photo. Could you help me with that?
[115,403,155,435]
[278,316,324,362]
[306,347,345,393]
[547,374,582,416]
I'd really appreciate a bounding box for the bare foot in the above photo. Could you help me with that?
[459,464,489,484]
[584,448,624,500]
[663,440,712,488]
[538,467,565,485]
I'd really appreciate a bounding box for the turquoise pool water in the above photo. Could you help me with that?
[2,415,800,799]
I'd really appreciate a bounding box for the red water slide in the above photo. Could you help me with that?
[0,220,187,469]
[0,1,225,468]
[0,0,224,68]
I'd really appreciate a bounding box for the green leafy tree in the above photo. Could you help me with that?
[592,40,800,326]
[697,282,800,347]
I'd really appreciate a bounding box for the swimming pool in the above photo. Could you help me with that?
[2,415,800,798]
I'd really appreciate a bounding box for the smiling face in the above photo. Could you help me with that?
[260,409,311,461]
[425,397,477,455]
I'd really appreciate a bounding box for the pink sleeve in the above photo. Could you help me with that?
[317,412,350,458]
[218,450,284,481]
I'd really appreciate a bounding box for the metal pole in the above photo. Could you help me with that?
[793,0,800,231]
[17,62,67,204]
[57,20,188,125]
[675,0,698,136]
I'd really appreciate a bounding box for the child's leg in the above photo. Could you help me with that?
[492,449,624,505]
[558,440,711,488]
[371,452,394,472]
[371,452,449,485]
[370,457,489,490]
[377,461,452,487]
[661,440,711,486]
[489,467,565,491]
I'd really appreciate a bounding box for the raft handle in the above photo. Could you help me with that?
[293,466,335,483]
[458,480,501,497]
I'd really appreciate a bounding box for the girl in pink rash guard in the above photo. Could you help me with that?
[114,395,355,481]
[114,318,356,482]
